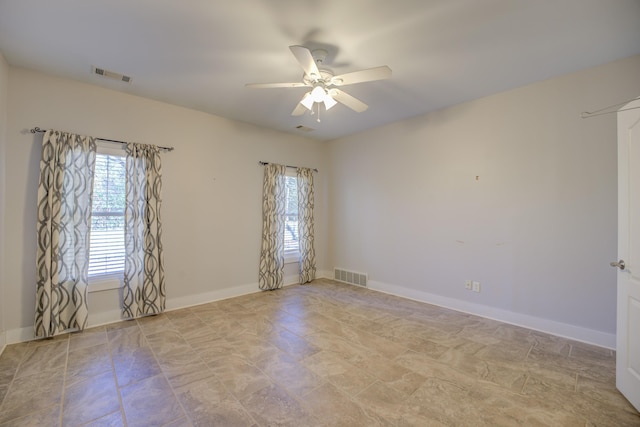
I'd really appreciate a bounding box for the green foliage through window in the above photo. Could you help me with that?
[89,153,126,276]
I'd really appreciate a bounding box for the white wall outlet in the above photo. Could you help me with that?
[465,280,472,290]
[472,281,481,292]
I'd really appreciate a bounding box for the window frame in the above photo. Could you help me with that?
[283,170,300,264]
[88,142,126,293]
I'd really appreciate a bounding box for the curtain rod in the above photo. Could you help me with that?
[581,96,640,119]
[30,127,174,152]
[259,161,318,173]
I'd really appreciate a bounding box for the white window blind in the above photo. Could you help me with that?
[88,152,126,277]
[284,175,299,256]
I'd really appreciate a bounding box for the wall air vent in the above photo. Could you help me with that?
[295,125,315,132]
[334,268,368,287]
[92,66,132,83]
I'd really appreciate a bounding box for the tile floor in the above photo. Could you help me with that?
[0,278,638,426]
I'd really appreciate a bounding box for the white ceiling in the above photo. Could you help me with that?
[1,0,639,141]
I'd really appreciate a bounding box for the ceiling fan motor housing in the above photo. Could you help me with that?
[312,49,328,65]
[303,69,335,87]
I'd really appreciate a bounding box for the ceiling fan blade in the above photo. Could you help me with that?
[330,89,368,112]
[289,45,321,81]
[329,89,369,113]
[245,82,309,88]
[331,66,392,86]
[291,102,307,116]
[292,93,313,116]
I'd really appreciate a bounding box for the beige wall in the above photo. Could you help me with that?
[4,67,329,342]
[328,54,640,347]
[0,52,8,350]
[3,54,639,348]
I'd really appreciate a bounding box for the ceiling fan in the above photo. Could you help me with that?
[245,45,391,120]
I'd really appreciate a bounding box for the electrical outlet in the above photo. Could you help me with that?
[465,280,472,290]
[472,281,481,292]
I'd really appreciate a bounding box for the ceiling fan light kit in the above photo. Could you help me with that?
[245,45,391,121]
[323,93,337,110]
[310,86,326,102]
[300,93,314,110]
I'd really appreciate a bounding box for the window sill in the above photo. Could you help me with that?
[284,254,300,265]
[89,275,122,293]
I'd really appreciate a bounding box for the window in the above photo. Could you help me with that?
[284,174,299,260]
[88,146,126,281]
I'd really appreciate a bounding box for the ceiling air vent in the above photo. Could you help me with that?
[295,125,315,132]
[92,66,132,83]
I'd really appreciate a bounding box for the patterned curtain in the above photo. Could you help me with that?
[297,168,316,284]
[122,143,165,318]
[34,130,96,338]
[259,163,286,290]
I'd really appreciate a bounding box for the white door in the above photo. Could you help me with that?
[615,98,640,411]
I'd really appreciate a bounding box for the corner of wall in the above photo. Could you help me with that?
[325,55,640,350]
[0,51,9,355]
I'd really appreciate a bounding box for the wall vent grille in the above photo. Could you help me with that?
[334,268,368,287]
[92,66,132,83]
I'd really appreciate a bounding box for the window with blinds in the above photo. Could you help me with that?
[88,152,126,277]
[284,175,299,258]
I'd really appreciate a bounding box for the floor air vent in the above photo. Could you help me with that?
[334,268,368,287]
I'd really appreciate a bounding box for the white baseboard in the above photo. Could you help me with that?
[166,282,260,312]
[167,274,302,311]
[7,326,33,345]
[87,309,125,329]
[17,270,610,349]
[317,270,333,281]
[0,330,6,356]
[367,279,616,349]
[5,274,307,345]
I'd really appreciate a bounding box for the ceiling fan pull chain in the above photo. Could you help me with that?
[317,103,321,122]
